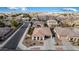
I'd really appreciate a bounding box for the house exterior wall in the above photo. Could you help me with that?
[32,35,52,41]
[32,36,44,41]
[55,33,68,45]
[69,37,79,42]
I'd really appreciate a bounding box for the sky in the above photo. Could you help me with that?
[0,7,79,13]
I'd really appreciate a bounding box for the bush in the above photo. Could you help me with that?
[44,23,48,27]
[28,27,34,35]
[10,19,19,28]
[0,21,5,27]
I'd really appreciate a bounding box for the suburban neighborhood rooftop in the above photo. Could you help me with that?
[54,27,79,37]
[32,27,52,37]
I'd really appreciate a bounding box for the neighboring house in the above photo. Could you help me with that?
[0,27,11,40]
[31,17,38,21]
[3,20,11,26]
[47,20,58,28]
[33,21,44,27]
[61,19,79,27]
[54,27,79,45]
[73,20,79,27]
[22,17,30,21]
[3,17,12,26]
[32,27,52,41]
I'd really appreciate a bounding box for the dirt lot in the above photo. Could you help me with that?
[23,36,44,47]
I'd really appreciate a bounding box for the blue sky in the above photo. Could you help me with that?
[0,7,79,13]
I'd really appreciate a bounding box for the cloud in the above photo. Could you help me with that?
[8,7,27,11]
[8,7,18,10]
[21,7,26,11]
[63,8,77,12]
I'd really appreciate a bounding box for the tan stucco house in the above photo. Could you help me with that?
[54,27,79,45]
[32,27,52,41]
[47,20,58,28]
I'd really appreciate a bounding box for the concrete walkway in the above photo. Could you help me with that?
[61,40,75,50]
[17,36,78,50]
[43,38,56,50]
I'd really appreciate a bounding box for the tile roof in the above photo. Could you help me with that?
[54,27,79,37]
[32,27,52,37]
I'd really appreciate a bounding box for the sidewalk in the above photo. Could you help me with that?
[61,40,75,50]
[43,37,56,50]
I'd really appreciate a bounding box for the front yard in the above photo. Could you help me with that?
[27,27,34,35]
[22,27,44,48]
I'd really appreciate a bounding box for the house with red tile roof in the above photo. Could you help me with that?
[32,27,52,40]
[54,27,79,45]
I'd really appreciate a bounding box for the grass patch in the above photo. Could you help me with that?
[28,27,34,35]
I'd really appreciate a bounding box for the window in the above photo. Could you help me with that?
[41,38,42,40]
[70,38,73,41]
[34,37,36,40]
[37,25,41,27]
[45,36,50,39]
[37,37,39,40]
[77,39,79,42]
[69,38,73,42]
[74,38,76,42]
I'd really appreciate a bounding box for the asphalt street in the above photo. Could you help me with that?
[2,22,29,50]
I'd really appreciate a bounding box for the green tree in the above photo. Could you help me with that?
[0,21,5,27]
[10,19,18,28]
[0,16,4,19]
[23,14,31,21]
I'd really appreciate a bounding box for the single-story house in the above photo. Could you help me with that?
[47,20,58,28]
[32,27,52,40]
[54,27,79,45]
[33,21,44,27]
